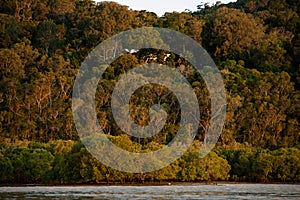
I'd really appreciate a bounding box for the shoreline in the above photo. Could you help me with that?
[1,181,299,187]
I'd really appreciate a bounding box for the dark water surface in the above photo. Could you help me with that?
[0,184,299,199]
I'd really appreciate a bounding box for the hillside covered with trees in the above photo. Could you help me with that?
[0,0,299,184]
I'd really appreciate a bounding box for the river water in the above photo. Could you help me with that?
[0,184,299,199]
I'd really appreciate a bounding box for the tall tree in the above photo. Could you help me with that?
[202,7,265,62]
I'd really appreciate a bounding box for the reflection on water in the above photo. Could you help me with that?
[0,184,299,199]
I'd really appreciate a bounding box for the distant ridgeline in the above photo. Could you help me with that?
[0,0,299,184]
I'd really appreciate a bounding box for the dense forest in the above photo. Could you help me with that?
[0,0,299,184]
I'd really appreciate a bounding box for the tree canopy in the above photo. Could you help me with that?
[0,0,299,184]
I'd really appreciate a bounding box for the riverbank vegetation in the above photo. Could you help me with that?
[0,139,299,184]
[0,0,299,184]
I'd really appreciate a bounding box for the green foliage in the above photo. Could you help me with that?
[0,14,19,48]
[221,61,299,148]
[202,7,265,61]
[179,151,231,181]
[0,0,299,184]
[3,147,54,183]
[34,21,63,53]
[0,140,299,184]
[0,155,13,183]
[222,147,300,182]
